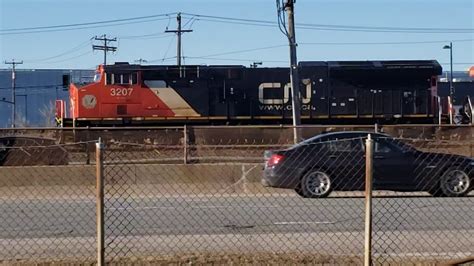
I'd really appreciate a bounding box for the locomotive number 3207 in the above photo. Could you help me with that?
[110,88,133,96]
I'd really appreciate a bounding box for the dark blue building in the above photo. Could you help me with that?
[438,70,474,105]
[0,69,94,127]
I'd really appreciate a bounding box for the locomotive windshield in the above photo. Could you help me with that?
[93,71,101,83]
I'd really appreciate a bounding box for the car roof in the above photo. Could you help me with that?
[301,131,390,143]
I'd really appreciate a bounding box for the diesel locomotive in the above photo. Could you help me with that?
[56,60,444,126]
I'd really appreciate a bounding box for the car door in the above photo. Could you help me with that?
[325,138,365,190]
[372,138,415,190]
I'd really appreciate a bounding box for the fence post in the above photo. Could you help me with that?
[183,125,188,164]
[96,138,105,266]
[364,134,374,266]
[86,128,91,164]
[471,127,473,158]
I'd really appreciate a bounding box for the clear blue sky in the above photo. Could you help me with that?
[1,0,473,71]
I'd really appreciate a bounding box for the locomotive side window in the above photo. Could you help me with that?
[113,74,123,84]
[122,74,130,84]
[131,73,138,84]
[106,73,112,85]
[107,73,138,85]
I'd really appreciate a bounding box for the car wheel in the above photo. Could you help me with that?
[439,168,471,197]
[298,170,332,198]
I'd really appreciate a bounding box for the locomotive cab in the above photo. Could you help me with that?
[63,63,202,126]
[67,63,143,125]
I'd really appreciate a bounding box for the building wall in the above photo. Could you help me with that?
[0,69,94,128]
[438,82,474,103]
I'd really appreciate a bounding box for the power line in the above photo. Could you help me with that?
[192,17,474,34]
[182,12,474,33]
[155,35,176,63]
[24,39,93,63]
[118,32,169,39]
[34,50,94,64]
[147,56,177,63]
[183,39,473,60]
[197,45,287,58]
[0,17,172,36]
[299,39,474,45]
[1,13,176,32]
[2,11,473,36]
[185,56,287,63]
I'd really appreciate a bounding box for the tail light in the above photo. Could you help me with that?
[267,154,284,167]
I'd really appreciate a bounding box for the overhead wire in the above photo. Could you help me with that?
[179,16,197,65]
[160,34,177,63]
[299,39,474,46]
[185,56,287,63]
[33,50,94,64]
[1,17,172,36]
[3,11,473,36]
[194,45,287,58]
[118,32,169,39]
[24,39,93,63]
[181,12,474,33]
[276,0,289,37]
[1,13,176,32]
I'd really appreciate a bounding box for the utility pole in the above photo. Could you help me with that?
[165,12,193,67]
[93,34,117,65]
[284,0,301,142]
[5,59,23,128]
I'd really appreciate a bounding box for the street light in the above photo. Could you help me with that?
[443,42,454,103]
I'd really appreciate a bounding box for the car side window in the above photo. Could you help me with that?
[374,139,393,153]
[329,140,351,152]
[328,139,363,152]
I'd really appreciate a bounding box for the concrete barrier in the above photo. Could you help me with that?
[0,163,273,197]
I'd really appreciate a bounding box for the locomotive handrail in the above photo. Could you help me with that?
[466,95,473,125]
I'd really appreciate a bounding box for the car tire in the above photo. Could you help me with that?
[438,167,471,197]
[297,170,333,198]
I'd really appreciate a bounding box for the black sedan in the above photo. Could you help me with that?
[262,131,474,198]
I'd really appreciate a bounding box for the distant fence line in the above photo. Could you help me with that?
[1,125,473,166]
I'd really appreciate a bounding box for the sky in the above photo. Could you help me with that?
[0,0,473,71]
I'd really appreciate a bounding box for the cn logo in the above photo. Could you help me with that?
[258,79,312,105]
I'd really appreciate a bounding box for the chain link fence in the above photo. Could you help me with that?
[0,125,473,264]
[0,141,97,263]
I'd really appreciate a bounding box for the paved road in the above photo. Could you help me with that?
[0,194,473,261]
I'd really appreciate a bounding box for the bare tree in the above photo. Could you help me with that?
[39,101,56,127]
[14,109,29,127]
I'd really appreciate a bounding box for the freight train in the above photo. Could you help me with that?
[55,60,447,126]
